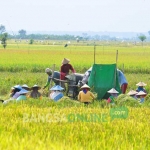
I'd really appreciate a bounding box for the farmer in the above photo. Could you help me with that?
[78,84,95,105]
[22,84,31,91]
[117,69,128,94]
[49,85,64,101]
[60,58,75,80]
[136,91,147,103]
[29,85,42,99]
[136,81,147,93]
[107,88,119,104]
[43,68,60,89]
[16,89,29,102]
[2,85,22,104]
[60,58,75,88]
[127,90,138,99]
[12,85,23,99]
[80,67,92,86]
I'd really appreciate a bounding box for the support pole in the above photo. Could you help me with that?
[114,50,118,88]
[94,43,96,64]
[50,64,55,88]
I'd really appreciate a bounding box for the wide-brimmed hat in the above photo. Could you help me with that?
[62,58,70,64]
[136,91,147,96]
[11,87,15,90]
[22,84,30,90]
[107,88,119,94]
[31,85,41,90]
[80,84,90,89]
[50,85,57,91]
[136,82,147,86]
[13,85,22,90]
[45,68,52,73]
[18,89,29,95]
[127,90,138,96]
[50,85,64,91]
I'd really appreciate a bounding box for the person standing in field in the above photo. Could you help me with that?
[78,84,95,105]
[60,58,75,88]
[117,69,128,94]
[43,68,60,89]
[60,58,76,80]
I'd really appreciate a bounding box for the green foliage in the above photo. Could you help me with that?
[115,94,141,107]
[18,29,26,38]
[0,24,5,34]
[138,34,146,46]
[29,39,34,44]
[0,32,8,49]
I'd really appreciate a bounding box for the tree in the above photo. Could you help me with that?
[138,34,146,46]
[29,39,34,44]
[18,29,26,38]
[148,31,150,36]
[0,25,5,34]
[0,32,8,49]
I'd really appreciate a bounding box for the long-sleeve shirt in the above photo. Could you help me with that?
[60,64,75,80]
[117,69,128,85]
[78,91,95,102]
[45,71,60,88]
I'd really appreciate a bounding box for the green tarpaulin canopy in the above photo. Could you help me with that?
[88,64,121,100]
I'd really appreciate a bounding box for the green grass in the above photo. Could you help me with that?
[1,43,150,73]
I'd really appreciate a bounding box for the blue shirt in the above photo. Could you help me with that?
[48,71,60,84]
[117,69,128,85]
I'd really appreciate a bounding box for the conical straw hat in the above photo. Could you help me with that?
[31,84,41,90]
[50,85,57,91]
[22,84,30,90]
[80,84,90,89]
[52,85,64,91]
[62,58,70,64]
[136,81,147,86]
[18,89,29,94]
[136,91,147,96]
[127,90,138,96]
[107,88,119,94]
[13,85,22,90]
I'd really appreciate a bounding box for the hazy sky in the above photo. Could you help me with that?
[1,0,149,33]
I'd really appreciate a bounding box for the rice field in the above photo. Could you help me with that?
[0,41,150,150]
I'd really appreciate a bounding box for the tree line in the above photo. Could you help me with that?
[1,24,150,49]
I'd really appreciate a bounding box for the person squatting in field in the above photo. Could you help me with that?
[49,85,64,101]
[29,85,42,100]
[136,81,147,93]
[2,85,30,104]
[78,84,95,105]
[127,90,138,99]
[136,91,147,103]
[43,68,60,89]
[107,88,119,104]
